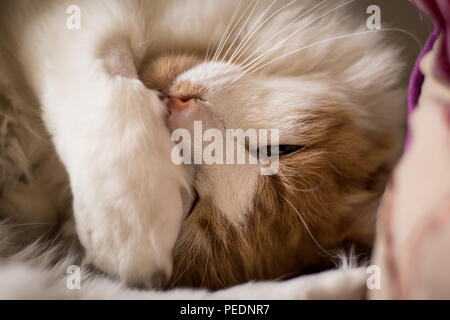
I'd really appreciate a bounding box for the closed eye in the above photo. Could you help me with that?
[277,145,305,156]
[256,145,305,157]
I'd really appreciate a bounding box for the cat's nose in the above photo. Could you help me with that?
[167,96,195,112]
[166,96,205,131]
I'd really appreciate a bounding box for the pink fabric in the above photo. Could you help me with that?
[406,28,439,149]
[369,1,450,300]
[406,0,450,149]
[417,0,450,83]
[370,35,450,300]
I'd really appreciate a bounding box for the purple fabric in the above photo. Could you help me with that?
[417,0,450,83]
[405,0,450,149]
[406,27,440,148]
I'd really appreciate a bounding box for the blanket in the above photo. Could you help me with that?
[370,0,450,299]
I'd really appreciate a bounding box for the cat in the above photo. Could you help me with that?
[0,0,408,294]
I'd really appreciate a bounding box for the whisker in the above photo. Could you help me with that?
[278,193,332,257]
[244,28,423,76]
[138,35,164,47]
[238,0,333,70]
[5,222,56,227]
[228,0,279,64]
[280,181,320,193]
[230,0,297,65]
[227,0,375,87]
[200,249,210,287]
[220,0,261,64]
[205,37,214,61]
[226,0,335,87]
[243,0,361,75]
[224,0,327,82]
[169,242,201,288]
[212,0,243,62]
[214,0,253,62]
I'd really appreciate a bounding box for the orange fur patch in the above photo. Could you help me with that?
[139,54,203,94]
[140,54,398,290]
[169,106,394,290]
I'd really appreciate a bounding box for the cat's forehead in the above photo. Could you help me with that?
[140,54,242,98]
[176,61,240,85]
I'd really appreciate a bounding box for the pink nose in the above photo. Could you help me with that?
[168,97,194,112]
[166,96,204,131]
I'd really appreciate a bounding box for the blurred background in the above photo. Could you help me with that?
[351,0,432,75]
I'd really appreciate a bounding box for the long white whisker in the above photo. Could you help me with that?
[229,0,360,86]
[222,69,245,91]
[220,0,261,64]
[205,37,213,60]
[244,0,361,74]
[245,28,423,76]
[238,0,333,69]
[228,0,281,64]
[215,0,254,62]
[200,250,210,287]
[4,223,56,227]
[279,193,332,257]
[231,0,298,65]
[169,238,203,288]
[281,181,321,193]
[138,35,164,47]
[213,1,243,62]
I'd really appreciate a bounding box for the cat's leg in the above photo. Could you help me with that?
[15,0,189,287]
[50,56,188,287]
[52,59,188,287]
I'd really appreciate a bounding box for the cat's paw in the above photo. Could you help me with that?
[64,80,190,289]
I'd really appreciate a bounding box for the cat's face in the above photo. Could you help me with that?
[138,1,406,290]
[139,51,402,289]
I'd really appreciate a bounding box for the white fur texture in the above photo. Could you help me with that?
[1,0,194,286]
[0,0,408,297]
[0,260,367,299]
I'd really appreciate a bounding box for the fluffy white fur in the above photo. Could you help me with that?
[0,223,367,299]
[1,0,196,287]
[0,0,406,297]
[0,262,367,299]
